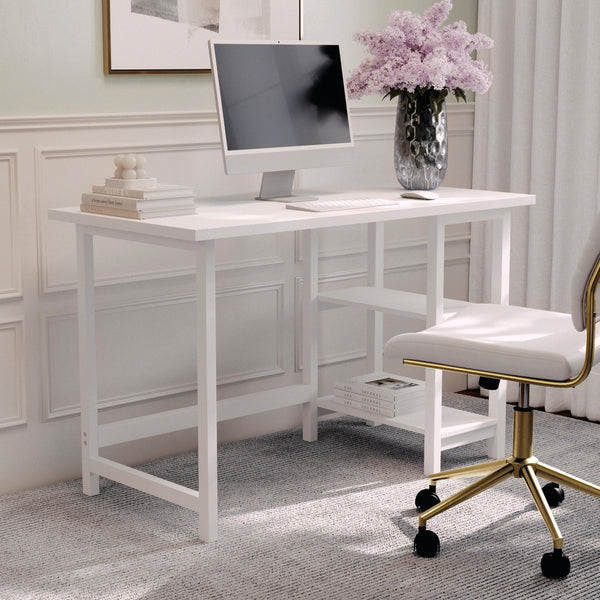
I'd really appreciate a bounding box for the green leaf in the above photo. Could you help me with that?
[385,87,450,114]
[383,89,402,102]
[454,87,467,103]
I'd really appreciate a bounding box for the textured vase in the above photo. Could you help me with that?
[394,93,448,190]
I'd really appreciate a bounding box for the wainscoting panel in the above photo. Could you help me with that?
[43,282,285,419]
[0,152,21,299]
[0,320,25,428]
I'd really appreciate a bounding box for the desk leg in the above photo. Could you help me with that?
[366,222,384,372]
[302,230,319,442]
[487,211,511,459]
[424,217,444,475]
[365,222,385,427]
[76,227,99,496]
[196,241,218,542]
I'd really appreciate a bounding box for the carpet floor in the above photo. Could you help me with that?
[1,394,600,599]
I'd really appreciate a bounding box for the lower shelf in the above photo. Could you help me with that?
[318,394,498,451]
[317,286,470,319]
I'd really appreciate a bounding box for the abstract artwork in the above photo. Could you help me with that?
[103,0,302,73]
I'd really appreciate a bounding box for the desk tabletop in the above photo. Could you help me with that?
[49,187,535,242]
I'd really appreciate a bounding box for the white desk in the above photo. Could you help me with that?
[49,186,535,542]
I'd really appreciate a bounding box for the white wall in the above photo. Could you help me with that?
[0,0,477,493]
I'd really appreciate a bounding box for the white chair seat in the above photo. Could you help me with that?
[384,303,600,381]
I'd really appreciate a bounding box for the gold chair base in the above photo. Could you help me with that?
[418,407,600,551]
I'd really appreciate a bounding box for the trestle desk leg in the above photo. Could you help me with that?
[366,222,384,374]
[488,211,511,458]
[301,230,319,442]
[76,227,100,496]
[364,222,385,427]
[196,241,218,542]
[424,217,444,475]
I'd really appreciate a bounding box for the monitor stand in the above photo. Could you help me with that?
[255,170,316,203]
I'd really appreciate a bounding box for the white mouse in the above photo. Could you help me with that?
[401,190,440,200]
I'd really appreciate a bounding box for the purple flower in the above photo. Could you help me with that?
[424,0,452,28]
[347,0,493,101]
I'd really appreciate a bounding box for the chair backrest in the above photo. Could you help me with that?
[571,213,600,331]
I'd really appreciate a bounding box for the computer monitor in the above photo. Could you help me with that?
[209,40,354,201]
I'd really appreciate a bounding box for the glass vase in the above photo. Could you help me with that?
[394,93,448,190]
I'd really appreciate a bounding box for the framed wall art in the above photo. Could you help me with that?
[103,0,303,74]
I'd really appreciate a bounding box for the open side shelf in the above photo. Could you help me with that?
[316,289,494,453]
[317,286,470,319]
[318,394,498,452]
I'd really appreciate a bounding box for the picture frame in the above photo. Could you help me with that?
[102,0,303,74]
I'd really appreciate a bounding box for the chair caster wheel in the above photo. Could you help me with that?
[541,549,570,579]
[415,488,440,512]
[414,527,440,558]
[542,482,565,508]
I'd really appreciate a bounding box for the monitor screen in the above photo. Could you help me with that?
[209,41,354,200]
[213,43,351,151]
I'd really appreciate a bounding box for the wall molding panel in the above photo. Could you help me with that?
[0,151,21,300]
[0,319,26,428]
[42,282,285,420]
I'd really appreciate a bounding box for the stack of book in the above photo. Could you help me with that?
[331,372,423,418]
[80,178,197,219]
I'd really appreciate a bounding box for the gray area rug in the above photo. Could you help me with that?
[2,394,600,599]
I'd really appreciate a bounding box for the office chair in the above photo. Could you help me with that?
[384,214,600,579]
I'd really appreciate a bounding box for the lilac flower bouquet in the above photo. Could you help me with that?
[347,0,493,113]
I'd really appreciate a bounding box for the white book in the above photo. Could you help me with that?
[92,184,195,200]
[104,177,158,190]
[80,203,196,220]
[82,192,195,211]
[333,388,395,409]
[329,395,396,418]
[334,372,422,402]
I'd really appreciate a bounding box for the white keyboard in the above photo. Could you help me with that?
[286,197,399,212]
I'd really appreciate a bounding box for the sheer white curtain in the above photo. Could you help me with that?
[471,0,600,420]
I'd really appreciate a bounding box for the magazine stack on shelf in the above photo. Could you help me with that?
[80,154,197,219]
[331,372,424,418]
